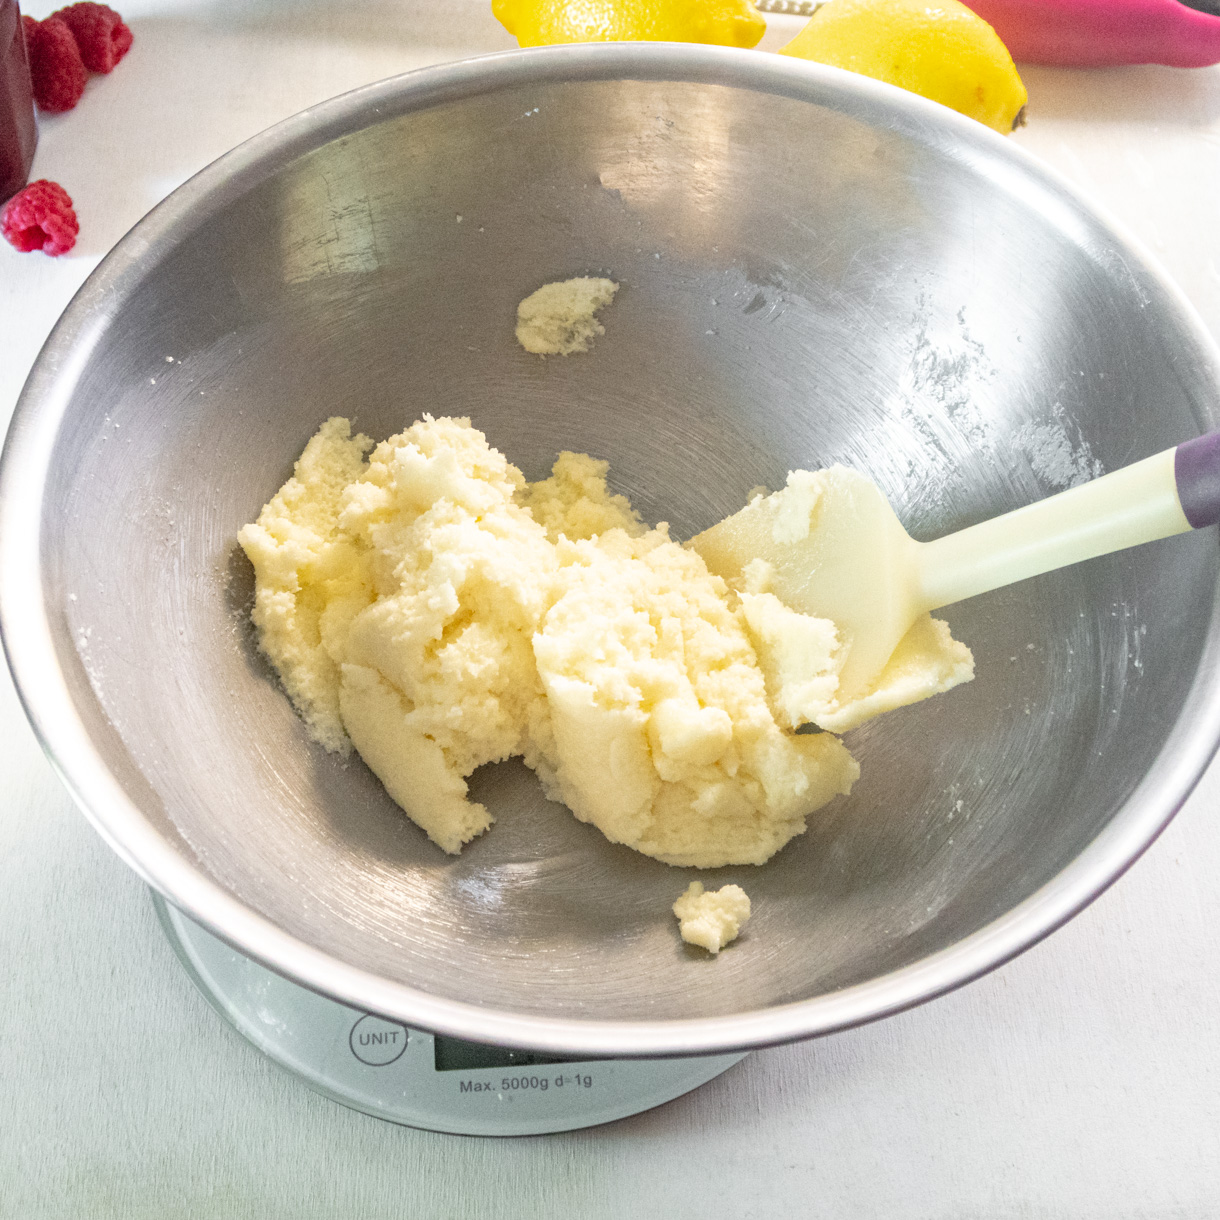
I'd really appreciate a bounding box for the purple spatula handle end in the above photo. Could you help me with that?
[1175,432,1220,529]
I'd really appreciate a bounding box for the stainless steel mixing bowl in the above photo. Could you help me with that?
[4,44,1220,1057]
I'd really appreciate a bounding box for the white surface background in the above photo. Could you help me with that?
[3,3,1220,1216]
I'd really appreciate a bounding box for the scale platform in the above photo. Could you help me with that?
[153,894,746,1136]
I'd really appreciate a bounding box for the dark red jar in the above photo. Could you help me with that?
[1,0,36,204]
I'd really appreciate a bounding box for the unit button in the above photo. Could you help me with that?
[348,1014,408,1066]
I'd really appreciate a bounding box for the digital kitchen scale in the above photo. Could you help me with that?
[153,894,746,1136]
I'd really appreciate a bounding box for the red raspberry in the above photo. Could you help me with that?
[53,3,133,74]
[23,15,88,113]
[2,180,79,256]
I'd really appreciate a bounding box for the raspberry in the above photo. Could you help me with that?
[23,15,88,113]
[2,180,79,256]
[53,3,133,74]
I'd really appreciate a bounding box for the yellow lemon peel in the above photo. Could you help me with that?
[493,0,766,48]
[780,0,1028,135]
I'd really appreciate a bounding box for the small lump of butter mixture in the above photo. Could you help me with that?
[515,277,618,356]
[673,881,752,954]
[239,416,971,871]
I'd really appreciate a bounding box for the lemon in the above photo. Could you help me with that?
[780,0,1027,134]
[493,0,766,49]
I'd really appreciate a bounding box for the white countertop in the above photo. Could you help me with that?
[3,3,1220,1215]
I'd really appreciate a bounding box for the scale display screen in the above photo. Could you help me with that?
[433,1035,578,1073]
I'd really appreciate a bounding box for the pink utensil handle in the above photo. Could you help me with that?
[1176,431,1220,529]
[962,0,1220,66]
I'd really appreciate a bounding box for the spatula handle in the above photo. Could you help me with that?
[1175,431,1220,529]
[961,0,1220,68]
[917,430,1218,612]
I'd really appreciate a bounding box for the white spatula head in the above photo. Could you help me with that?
[691,466,922,701]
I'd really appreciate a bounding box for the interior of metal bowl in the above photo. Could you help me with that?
[6,46,1220,1055]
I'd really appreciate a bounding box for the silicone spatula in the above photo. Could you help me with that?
[960,0,1220,68]
[690,432,1220,702]
[754,0,1220,67]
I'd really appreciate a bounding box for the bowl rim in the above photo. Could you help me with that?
[4,41,1220,1057]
